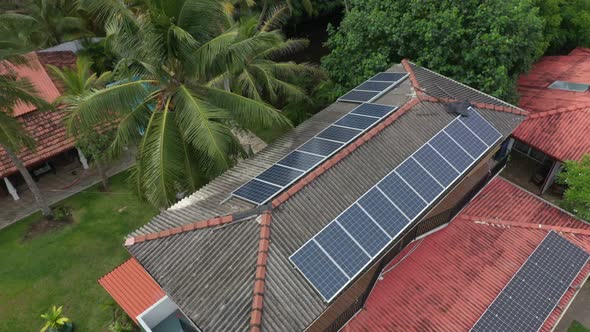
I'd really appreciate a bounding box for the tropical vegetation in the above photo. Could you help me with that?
[40,305,71,332]
[0,51,54,217]
[557,155,590,221]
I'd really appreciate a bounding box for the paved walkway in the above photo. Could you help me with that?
[0,152,135,229]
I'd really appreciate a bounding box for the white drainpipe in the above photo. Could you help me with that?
[3,177,20,200]
[76,147,89,170]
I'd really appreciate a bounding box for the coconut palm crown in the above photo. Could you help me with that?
[69,0,298,207]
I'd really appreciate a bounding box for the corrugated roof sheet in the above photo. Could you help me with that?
[343,178,590,332]
[2,52,61,116]
[512,105,590,161]
[518,47,590,114]
[98,258,166,323]
[124,63,526,331]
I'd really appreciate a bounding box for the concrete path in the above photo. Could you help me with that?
[0,153,135,230]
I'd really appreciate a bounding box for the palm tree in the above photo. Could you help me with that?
[67,0,292,207]
[0,0,90,48]
[48,57,113,190]
[0,52,54,217]
[214,6,325,107]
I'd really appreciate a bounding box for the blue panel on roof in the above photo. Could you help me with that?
[317,125,362,143]
[371,72,406,82]
[256,165,304,187]
[444,121,488,159]
[339,90,379,103]
[298,138,343,156]
[351,103,396,118]
[233,179,281,204]
[277,151,324,171]
[396,158,444,202]
[356,81,392,91]
[315,222,370,276]
[459,110,502,146]
[335,114,379,130]
[429,133,473,172]
[378,173,427,220]
[413,145,459,187]
[337,204,390,257]
[291,241,349,301]
[358,188,408,237]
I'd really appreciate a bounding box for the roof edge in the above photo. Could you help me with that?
[463,215,590,236]
[249,211,272,332]
[526,103,590,119]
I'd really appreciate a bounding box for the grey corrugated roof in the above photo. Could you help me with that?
[126,62,525,331]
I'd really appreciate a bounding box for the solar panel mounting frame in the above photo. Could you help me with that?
[338,72,409,103]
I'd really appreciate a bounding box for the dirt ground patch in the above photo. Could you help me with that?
[23,216,73,241]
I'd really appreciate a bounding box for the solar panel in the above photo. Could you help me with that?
[459,109,502,146]
[472,231,590,332]
[256,165,304,187]
[291,109,507,302]
[338,72,408,103]
[232,179,282,205]
[317,125,362,143]
[277,151,324,171]
[232,103,397,204]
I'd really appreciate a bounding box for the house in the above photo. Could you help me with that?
[0,51,90,201]
[507,48,590,195]
[99,60,527,331]
[342,177,590,331]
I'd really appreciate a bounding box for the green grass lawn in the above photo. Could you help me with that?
[0,171,157,331]
[569,321,590,332]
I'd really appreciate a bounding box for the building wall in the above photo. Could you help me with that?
[306,149,501,332]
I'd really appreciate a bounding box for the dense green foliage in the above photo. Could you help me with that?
[0,172,157,331]
[322,0,546,102]
[557,155,590,221]
[535,0,590,54]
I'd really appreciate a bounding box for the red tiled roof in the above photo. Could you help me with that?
[0,109,75,178]
[512,104,590,161]
[343,178,590,332]
[37,51,77,94]
[2,52,61,116]
[99,258,166,323]
[518,47,590,114]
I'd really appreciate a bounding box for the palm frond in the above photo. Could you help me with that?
[176,0,231,43]
[257,38,309,60]
[0,109,35,152]
[259,5,291,32]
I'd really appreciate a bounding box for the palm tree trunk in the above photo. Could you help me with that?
[4,146,53,218]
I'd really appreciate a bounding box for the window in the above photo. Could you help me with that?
[548,80,590,92]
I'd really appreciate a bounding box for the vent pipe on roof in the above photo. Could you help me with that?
[446,101,473,117]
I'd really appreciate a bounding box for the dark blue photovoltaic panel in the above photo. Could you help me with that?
[337,204,390,256]
[291,241,349,301]
[459,111,502,146]
[518,264,569,302]
[471,311,512,332]
[356,81,391,91]
[502,277,555,318]
[335,114,379,130]
[233,179,281,204]
[444,121,488,159]
[358,188,408,237]
[298,138,343,156]
[413,145,459,187]
[315,222,370,276]
[277,151,324,171]
[256,165,304,187]
[339,90,378,102]
[371,72,405,82]
[378,173,427,220]
[351,103,396,118]
[486,293,544,331]
[317,125,361,143]
[396,158,444,202]
[429,133,474,172]
[529,231,589,281]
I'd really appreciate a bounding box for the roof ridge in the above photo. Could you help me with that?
[271,97,421,208]
[249,211,272,331]
[462,215,590,236]
[526,103,590,119]
[124,214,236,246]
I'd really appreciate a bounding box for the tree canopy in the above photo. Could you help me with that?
[322,0,546,102]
[535,0,590,54]
[558,155,590,221]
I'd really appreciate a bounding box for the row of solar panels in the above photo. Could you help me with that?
[290,109,503,302]
[472,231,589,332]
[339,72,408,103]
[232,103,398,205]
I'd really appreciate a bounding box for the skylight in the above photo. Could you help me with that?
[548,80,590,92]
